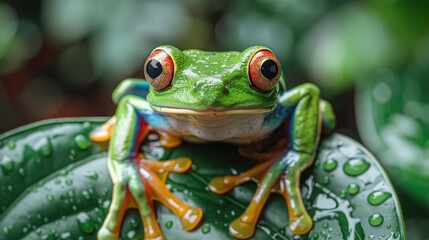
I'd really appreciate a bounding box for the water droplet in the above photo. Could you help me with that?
[322,176,330,185]
[127,230,136,238]
[7,185,13,192]
[165,221,173,229]
[83,122,92,131]
[67,190,75,198]
[102,200,110,209]
[47,194,54,202]
[18,168,25,176]
[339,190,347,199]
[76,213,95,234]
[347,183,360,195]
[35,137,52,157]
[368,191,392,206]
[65,179,73,186]
[82,190,91,200]
[323,159,337,172]
[8,141,16,149]
[191,163,198,171]
[369,214,383,226]
[129,218,139,229]
[3,226,9,236]
[74,135,91,151]
[0,155,15,174]
[202,225,211,234]
[386,224,391,229]
[343,158,370,176]
[60,232,72,240]
[323,222,329,228]
[85,171,98,180]
[59,169,68,176]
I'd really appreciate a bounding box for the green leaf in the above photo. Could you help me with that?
[356,67,429,206]
[0,118,405,239]
[356,67,429,237]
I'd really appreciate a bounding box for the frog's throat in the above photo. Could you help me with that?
[149,104,276,115]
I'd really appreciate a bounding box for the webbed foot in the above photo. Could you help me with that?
[99,156,203,240]
[209,150,314,238]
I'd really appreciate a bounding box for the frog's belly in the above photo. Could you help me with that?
[162,113,273,144]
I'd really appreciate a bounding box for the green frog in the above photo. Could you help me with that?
[91,45,336,240]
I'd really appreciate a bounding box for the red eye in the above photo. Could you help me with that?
[248,50,281,92]
[144,49,175,91]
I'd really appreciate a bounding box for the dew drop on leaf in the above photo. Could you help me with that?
[60,232,72,240]
[3,226,9,236]
[76,212,95,234]
[202,225,211,234]
[85,171,98,180]
[165,221,173,229]
[369,214,384,226]
[323,158,337,172]
[35,137,53,157]
[339,190,347,199]
[322,176,330,185]
[0,155,14,174]
[47,194,54,202]
[18,168,25,176]
[127,230,136,238]
[347,183,360,195]
[8,141,15,150]
[65,179,73,186]
[130,219,139,229]
[82,190,91,200]
[74,135,91,151]
[83,122,92,131]
[343,158,370,176]
[368,191,391,206]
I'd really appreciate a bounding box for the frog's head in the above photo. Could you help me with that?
[144,45,286,114]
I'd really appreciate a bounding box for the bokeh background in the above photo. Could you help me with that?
[0,0,428,239]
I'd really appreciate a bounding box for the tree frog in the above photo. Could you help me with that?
[91,45,336,240]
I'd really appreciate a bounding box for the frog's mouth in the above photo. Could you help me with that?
[150,105,275,115]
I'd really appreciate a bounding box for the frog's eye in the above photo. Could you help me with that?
[248,50,281,92]
[144,49,175,91]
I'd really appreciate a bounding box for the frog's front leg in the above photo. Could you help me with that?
[210,83,326,239]
[97,95,202,240]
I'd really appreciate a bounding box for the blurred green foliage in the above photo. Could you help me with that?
[0,0,428,238]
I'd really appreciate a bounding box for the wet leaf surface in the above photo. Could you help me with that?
[0,119,404,239]
[357,66,429,238]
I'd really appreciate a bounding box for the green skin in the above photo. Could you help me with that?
[98,45,336,239]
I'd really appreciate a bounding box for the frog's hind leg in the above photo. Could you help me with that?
[220,83,322,239]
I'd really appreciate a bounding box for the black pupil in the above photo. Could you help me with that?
[147,59,163,79]
[261,59,278,80]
